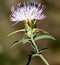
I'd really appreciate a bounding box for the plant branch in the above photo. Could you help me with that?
[31,37,50,65]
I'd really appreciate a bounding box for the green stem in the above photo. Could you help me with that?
[31,37,50,65]
[31,37,39,53]
[33,53,49,65]
[39,54,49,65]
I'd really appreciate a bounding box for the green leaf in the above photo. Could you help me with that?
[40,48,48,53]
[22,39,30,44]
[11,39,30,48]
[34,35,56,41]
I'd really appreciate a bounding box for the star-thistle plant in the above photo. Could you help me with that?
[9,2,56,65]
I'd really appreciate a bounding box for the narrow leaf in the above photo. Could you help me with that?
[11,39,30,48]
[40,48,48,53]
[11,40,22,48]
[34,35,56,41]
[8,29,25,36]
[22,39,30,44]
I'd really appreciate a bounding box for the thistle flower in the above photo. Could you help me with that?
[10,2,46,25]
[9,2,56,65]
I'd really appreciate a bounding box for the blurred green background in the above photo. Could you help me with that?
[0,0,60,65]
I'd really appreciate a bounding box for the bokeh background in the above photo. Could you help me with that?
[0,0,60,65]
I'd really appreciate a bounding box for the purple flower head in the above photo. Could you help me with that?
[10,2,46,25]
